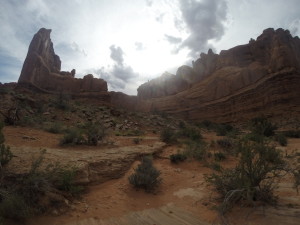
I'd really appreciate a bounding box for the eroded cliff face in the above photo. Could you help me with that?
[18,28,108,100]
[131,28,300,122]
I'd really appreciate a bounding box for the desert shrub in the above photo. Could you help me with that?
[293,168,300,193]
[54,92,70,110]
[60,128,84,145]
[169,153,187,164]
[197,120,214,130]
[250,116,277,137]
[46,122,63,134]
[55,167,83,196]
[284,130,300,138]
[133,138,142,144]
[179,121,186,129]
[210,162,222,172]
[85,122,106,146]
[214,152,226,161]
[179,126,202,141]
[275,133,288,146]
[217,138,233,151]
[160,127,177,144]
[184,140,207,161]
[0,123,12,167]
[215,124,234,136]
[206,137,286,214]
[115,129,144,137]
[0,190,30,221]
[128,157,161,192]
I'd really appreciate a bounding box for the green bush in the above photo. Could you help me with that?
[54,92,70,110]
[85,122,106,146]
[217,138,233,150]
[284,130,300,138]
[133,138,142,144]
[128,157,161,192]
[184,140,207,161]
[206,137,286,214]
[275,133,288,146]
[46,122,63,134]
[160,127,177,144]
[0,123,12,167]
[179,126,202,141]
[210,162,222,172]
[197,120,214,130]
[215,124,234,136]
[170,153,187,164]
[250,116,277,137]
[214,152,226,161]
[0,190,30,221]
[60,128,84,145]
[56,167,83,196]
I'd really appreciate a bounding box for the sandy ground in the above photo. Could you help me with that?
[3,126,300,225]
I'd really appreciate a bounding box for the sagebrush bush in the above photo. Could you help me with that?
[206,137,286,214]
[275,133,288,146]
[128,157,161,192]
[60,128,84,145]
[184,140,207,161]
[0,123,12,167]
[0,190,30,221]
[46,122,63,134]
[215,124,234,136]
[250,116,277,137]
[170,153,187,164]
[179,126,202,141]
[160,127,177,144]
[217,138,233,150]
[284,130,300,138]
[214,152,226,161]
[85,122,106,146]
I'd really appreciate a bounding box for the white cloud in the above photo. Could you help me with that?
[0,0,300,95]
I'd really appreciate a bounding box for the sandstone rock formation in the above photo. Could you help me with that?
[129,28,300,122]
[18,28,108,100]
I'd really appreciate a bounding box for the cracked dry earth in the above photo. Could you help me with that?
[3,126,300,225]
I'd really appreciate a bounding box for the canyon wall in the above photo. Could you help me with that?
[131,28,300,122]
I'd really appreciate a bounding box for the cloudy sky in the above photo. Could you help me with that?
[0,0,300,95]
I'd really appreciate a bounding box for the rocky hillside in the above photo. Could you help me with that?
[133,28,300,122]
[13,27,300,122]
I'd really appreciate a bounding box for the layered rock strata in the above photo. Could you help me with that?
[129,28,300,122]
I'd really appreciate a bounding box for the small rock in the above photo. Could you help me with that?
[43,112,50,116]
[22,136,36,140]
[52,209,59,216]
[174,168,182,173]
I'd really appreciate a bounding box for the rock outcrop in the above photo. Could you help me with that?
[131,28,300,122]
[18,28,108,100]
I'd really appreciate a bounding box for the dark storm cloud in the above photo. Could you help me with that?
[109,45,124,66]
[178,0,228,58]
[164,34,182,44]
[95,67,126,89]
[93,45,139,90]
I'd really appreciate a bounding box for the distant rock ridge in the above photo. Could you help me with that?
[18,28,108,100]
[137,28,300,101]
[127,28,300,122]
